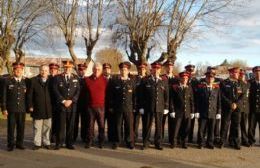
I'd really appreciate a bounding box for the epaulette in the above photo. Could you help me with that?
[197,83,207,88]
[172,84,179,89]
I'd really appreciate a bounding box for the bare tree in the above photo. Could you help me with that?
[50,0,111,65]
[95,47,124,72]
[0,0,19,73]
[114,0,166,65]
[50,0,79,64]
[13,0,51,63]
[80,0,111,64]
[158,0,239,63]
[0,0,49,74]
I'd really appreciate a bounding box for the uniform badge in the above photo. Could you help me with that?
[73,79,78,82]
[237,88,242,94]
[8,85,14,89]
[59,82,63,87]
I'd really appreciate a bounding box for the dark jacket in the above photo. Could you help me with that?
[140,75,169,113]
[220,78,245,113]
[189,77,199,112]
[161,74,178,112]
[170,83,194,118]
[105,75,115,113]
[48,75,58,106]
[1,76,28,113]
[196,81,221,119]
[28,75,52,119]
[108,76,135,112]
[240,81,250,113]
[77,76,87,110]
[133,75,146,110]
[249,80,260,113]
[53,73,80,111]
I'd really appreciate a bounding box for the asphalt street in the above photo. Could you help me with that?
[0,118,259,168]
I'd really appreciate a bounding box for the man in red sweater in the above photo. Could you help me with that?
[85,63,108,148]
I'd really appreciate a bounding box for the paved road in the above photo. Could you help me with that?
[0,118,260,168]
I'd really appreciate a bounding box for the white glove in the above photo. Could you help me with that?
[190,113,195,119]
[170,112,175,118]
[216,114,221,119]
[133,109,136,113]
[195,113,200,119]
[164,109,169,115]
[139,108,144,115]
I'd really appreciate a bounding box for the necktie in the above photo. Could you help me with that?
[66,75,70,83]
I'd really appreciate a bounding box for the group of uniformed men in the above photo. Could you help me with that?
[0,60,260,152]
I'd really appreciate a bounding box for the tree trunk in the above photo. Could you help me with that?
[14,49,25,63]
[67,45,78,65]
[5,50,13,75]
[85,55,92,66]
[85,45,93,66]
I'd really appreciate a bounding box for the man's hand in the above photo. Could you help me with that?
[2,110,8,117]
[216,114,221,119]
[139,109,144,115]
[64,100,73,108]
[231,103,237,111]
[29,107,34,112]
[163,109,169,115]
[190,113,195,119]
[170,112,175,118]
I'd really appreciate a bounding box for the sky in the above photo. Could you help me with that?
[27,0,260,68]
[175,0,260,67]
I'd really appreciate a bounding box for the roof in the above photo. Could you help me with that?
[10,56,87,67]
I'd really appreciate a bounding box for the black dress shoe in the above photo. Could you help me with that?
[198,145,203,149]
[219,141,224,148]
[128,144,134,150]
[242,142,251,147]
[170,143,176,149]
[16,145,25,150]
[188,140,193,144]
[54,145,60,150]
[141,145,147,150]
[44,145,53,150]
[7,146,14,151]
[234,145,241,150]
[155,145,163,150]
[33,145,41,150]
[98,143,104,149]
[182,143,188,149]
[85,143,91,149]
[112,143,118,150]
[207,144,214,149]
[66,145,75,150]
